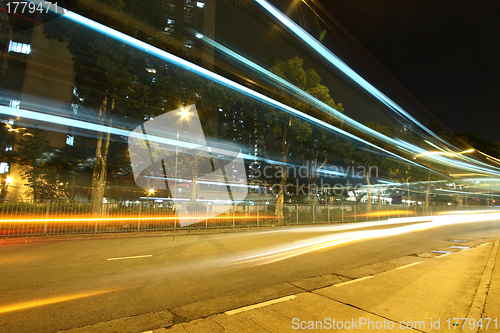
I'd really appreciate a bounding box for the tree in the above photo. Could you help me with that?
[457,132,500,159]
[14,130,91,200]
[263,56,344,217]
[43,0,187,212]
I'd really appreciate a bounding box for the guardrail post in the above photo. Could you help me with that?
[296,204,299,225]
[312,204,315,224]
[232,203,235,228]
[256,204,259,227]
[341,204,344,222]
[328,206,330,223]
[44,200,50,234]
[137,203,141,231]
[205,204,208,229]
[354,205,357,222]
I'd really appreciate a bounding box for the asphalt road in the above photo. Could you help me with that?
[1,217,500,332]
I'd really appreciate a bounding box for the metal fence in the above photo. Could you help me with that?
[0,199,496,237]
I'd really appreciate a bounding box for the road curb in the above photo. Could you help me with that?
[0,226,284,244]
[461,236,500,333]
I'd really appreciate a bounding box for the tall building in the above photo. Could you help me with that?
[162,0,216,70]
[0,3,75,200]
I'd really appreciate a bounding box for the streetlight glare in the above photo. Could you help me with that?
[6,177,13,186]
[181,109,189,119]
[149,189,155,194]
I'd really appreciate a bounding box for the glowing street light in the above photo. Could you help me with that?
[147,188,155,207]
[2,177,13,199]
[181,108,190,119]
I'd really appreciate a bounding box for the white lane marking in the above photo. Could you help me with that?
[438,253,451,257]
[334,276,373,287]
[479,243,490,246]
[396,262,421,270]
[225,295,296,315]
[107,255,152,261]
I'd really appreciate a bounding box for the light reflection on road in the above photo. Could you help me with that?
[227,212,500,267]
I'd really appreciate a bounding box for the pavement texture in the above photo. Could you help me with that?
[132,237,500,333]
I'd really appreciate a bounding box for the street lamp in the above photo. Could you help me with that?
[181,109,189,119]
[2,176,13,199]
[147,188,154,207]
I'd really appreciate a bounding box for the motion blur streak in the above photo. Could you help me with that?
[477,150,500,164]
[0,289,118,314]
[230,211,500,266]
[202,36,492,176]
[437,210,500,215]
[60,6,499,177]
[0,215,275,224]
[413,149,474,159]
[5,7,496,178]
[253,0,451,146]
[53,8,433,171]
[353,210,415,218]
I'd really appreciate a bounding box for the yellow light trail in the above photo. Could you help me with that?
[0,215,276,224]
[230,211,500,267]
[352,210,415,218]
[413,149,474,160]
[457,148,475,155]
[449,173,494,177]
[0,289,118,314]
[414,151,457,159]
[477,150,500,164]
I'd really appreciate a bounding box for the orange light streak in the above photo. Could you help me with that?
[348,210,415,218]
[0,289,118,314]
[0,215,276,224]
[477,150,500,164]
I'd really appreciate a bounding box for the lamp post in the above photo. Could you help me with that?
[174,108,189,205]
[175,131,179,203]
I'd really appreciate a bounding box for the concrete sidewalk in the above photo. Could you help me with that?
[149,237,499,333]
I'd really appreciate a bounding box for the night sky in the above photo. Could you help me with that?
[317,0,500,142]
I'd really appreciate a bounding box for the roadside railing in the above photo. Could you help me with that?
[0,199,496,237]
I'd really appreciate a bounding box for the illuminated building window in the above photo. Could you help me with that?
[197,2,205,8]
[0,163,9,173]
[8,41,31,54]
[9,100,20,109]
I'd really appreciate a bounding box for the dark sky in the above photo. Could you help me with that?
[317,0,500,142]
